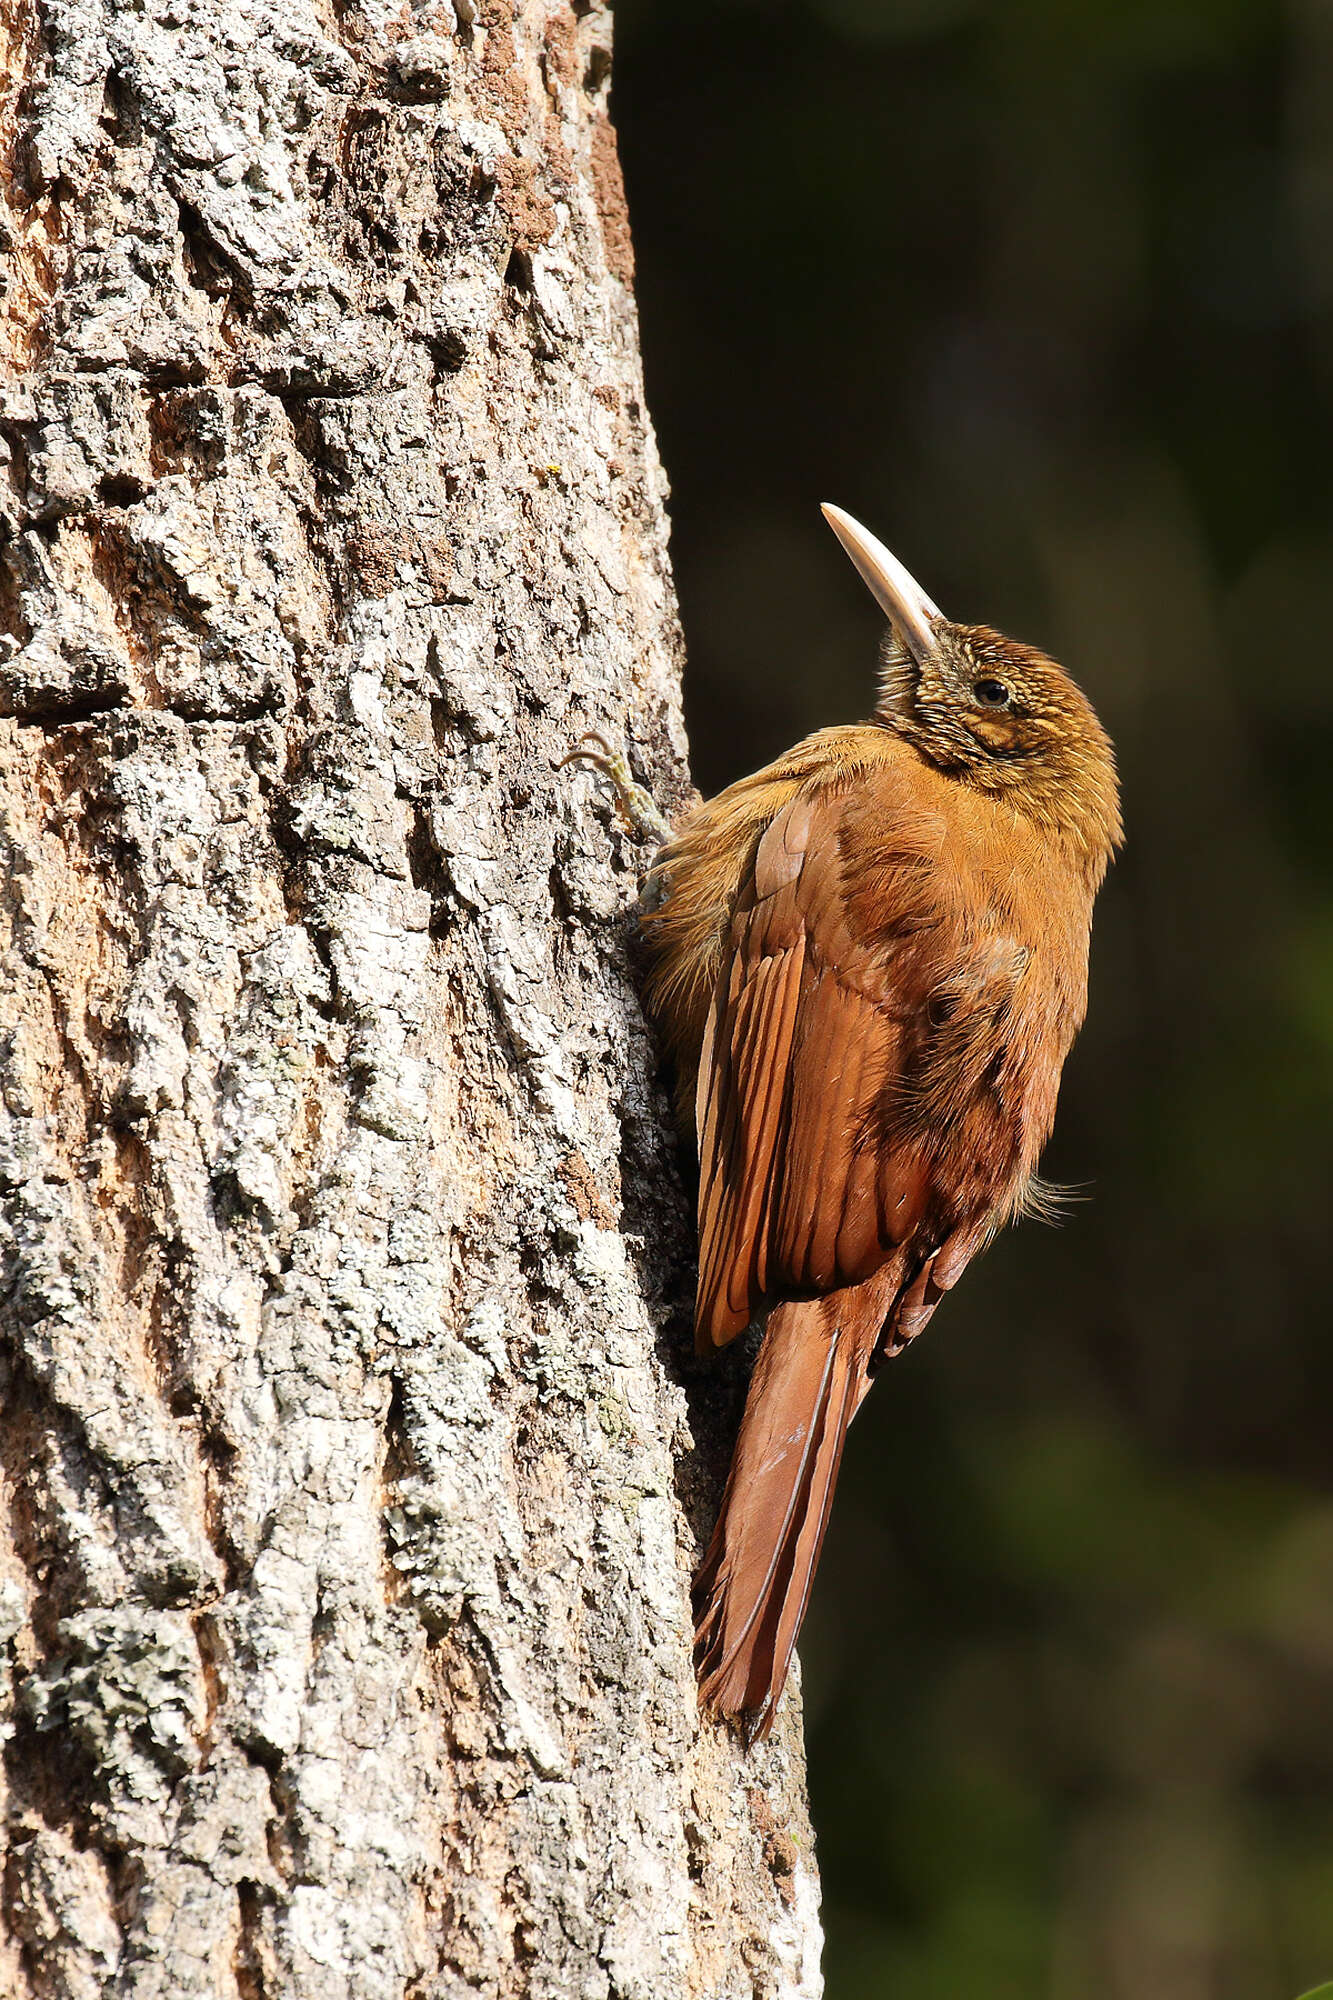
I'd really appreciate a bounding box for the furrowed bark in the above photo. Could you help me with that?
[0,1,822,1994]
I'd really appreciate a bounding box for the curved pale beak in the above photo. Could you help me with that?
[821,503,941,663]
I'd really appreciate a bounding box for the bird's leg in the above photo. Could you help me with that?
[559,731,674,847]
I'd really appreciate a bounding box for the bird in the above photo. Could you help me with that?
[565,504,1121,1740]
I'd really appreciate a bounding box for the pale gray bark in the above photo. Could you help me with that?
[0,1,822,1994]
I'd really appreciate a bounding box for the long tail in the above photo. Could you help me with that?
[692,1270,899,1739]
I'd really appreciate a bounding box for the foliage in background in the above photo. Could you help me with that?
[614,0,1333,1993]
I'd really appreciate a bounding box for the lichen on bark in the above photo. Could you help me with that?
[0,0,823,1994]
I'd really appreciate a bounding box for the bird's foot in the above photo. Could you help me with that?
[558,731,673,846]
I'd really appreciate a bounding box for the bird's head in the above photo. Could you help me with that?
[823,503,1122,867]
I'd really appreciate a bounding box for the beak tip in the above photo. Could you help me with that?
[816,501,944,646]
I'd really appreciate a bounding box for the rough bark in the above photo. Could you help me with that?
[0,1,823,1994]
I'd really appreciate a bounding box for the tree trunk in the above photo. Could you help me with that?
[0,1,822,1994]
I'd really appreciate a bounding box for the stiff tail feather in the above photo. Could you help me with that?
[693,1272,898,1739]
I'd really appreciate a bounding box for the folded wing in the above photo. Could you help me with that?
[694,789,935,1351]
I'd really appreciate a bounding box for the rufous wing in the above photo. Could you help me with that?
[693,790,932,1351]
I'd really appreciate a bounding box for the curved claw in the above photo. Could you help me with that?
[557,730,616,774]
[557,730,673,846]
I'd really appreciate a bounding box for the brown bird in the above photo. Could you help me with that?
[569,505,1120,1739]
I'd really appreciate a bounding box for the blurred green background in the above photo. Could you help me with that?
[612,1,1333,1994]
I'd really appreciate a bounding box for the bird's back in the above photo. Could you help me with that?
[640,721,1097,1259]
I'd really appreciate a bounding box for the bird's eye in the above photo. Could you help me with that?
[973,678,1010,708]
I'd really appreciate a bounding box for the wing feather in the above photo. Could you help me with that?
[805,986,876,1285]
[694,790,932,1349]
[696,927,806,1344]
[725,945,803,1316]
[773,970,861,1282]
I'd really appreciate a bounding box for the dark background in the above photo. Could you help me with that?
[612,1,1333,1994]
